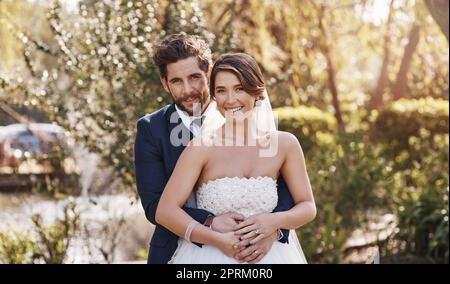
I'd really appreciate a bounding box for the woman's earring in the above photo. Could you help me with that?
[255,99,262,107]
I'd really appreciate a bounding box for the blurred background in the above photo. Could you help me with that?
[0,0,448,264]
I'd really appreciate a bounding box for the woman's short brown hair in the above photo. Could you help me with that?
[210,53,265,98]
[153,33,213,78]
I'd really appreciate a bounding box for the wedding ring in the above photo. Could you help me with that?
[253,250,260,256]
[254,229,260,235]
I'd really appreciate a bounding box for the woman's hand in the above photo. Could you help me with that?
[212,231,241,258]
[234,231,278,263]
[233,213,279,244]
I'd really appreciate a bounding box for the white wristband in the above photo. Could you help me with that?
[184,220,200,242]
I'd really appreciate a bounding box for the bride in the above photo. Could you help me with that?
[156,53,316,264]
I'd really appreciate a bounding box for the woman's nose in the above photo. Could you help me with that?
[225,91,236,103]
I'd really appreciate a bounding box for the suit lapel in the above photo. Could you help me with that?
[165,103,195,141]
[165,104,181,137]
[164,104,194,166]
[164,104,199,209]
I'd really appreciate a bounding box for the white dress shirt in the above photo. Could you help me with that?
[175,101,217,137]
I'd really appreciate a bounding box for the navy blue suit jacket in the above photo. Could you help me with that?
[134,103,294,264]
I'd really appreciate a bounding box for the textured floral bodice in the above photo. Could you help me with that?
[196,176,278,218]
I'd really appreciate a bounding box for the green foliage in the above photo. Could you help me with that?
[372,98,449,145]
[31,201,80,264]
[383,133,449,263]
[298,131,392,263]
[0,0,448,264]
[298,129,448,264]
[371,98,449,168]
[0,201,80,264]
[0,230,35,264]
[274,106,336,154]
[0,0,219,188]
[393,185,449,263]
[135,248,148,260]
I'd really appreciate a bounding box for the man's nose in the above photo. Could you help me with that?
[182,80,195,94]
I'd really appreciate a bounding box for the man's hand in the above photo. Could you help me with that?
[211,212,245,233]
[233,213,278,244]
[213,231,242,258]
[233,231,278,263]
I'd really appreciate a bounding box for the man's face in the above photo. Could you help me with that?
[161,56,210,116]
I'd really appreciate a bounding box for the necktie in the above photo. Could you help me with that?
[191,115,205,128]
[190,115,205,136]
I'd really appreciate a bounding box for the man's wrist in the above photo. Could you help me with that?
[204,214,215,228]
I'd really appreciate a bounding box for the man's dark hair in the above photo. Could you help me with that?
[153,33,213,78]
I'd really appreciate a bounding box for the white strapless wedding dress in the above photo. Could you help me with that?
[169,176,307,264]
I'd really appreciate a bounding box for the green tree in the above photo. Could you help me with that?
[3,0,214,188]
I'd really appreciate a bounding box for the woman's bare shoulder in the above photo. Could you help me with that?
[275,131,302,153]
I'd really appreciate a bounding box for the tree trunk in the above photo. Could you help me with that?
[316,2,345,132]
[425,0,449,42]
[368,0,394,111]
[392,24,421,101]
[324,48,345,132]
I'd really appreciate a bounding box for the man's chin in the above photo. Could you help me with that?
[175,103,193,115]
[176,99,208,115]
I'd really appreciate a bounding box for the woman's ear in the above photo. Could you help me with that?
[255,96,265,103]
[254,97,262,107]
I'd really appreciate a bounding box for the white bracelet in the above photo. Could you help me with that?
[184,220,200,242]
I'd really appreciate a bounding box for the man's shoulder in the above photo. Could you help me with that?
[137,104,173,127]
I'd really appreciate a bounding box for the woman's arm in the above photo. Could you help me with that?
[155,142,216,244]
[273,132,317,229]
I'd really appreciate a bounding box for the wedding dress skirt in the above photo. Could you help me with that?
[169,176,307,264]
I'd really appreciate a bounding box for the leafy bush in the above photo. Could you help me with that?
[297,131,392,263]
[274,106,336,154]
[371,98,449,166]
[382,134,449,263]
[0,201,80,264]
[0,230,35,264]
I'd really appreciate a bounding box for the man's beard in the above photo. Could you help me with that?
[173,92,209,116]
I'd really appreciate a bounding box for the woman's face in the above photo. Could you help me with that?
[213,71,257,120]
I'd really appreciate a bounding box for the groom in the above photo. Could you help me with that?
[134,33,294,264]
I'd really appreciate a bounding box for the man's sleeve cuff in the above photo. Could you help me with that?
[277,229,284,241]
